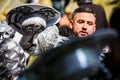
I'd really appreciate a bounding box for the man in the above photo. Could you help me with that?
[59,7,97,37]
[59,0,109,37]
[70,7,96,37]
[77,0,109,29]
[69,7,110,62]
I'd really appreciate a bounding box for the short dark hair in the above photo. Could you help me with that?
[77,0,93,6]
[72,7,96,19]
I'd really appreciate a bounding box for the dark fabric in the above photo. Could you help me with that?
[59,26,74,37]
[102,52,120,79]
[110,7,120,36]
[80,4,109,29]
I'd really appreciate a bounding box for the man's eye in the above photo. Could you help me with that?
[87,21,93,25]
[78,20,84,24]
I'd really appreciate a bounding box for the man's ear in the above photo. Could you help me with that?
[70,20,73,29]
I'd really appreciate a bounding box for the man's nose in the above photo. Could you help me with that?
[82,22,87,30]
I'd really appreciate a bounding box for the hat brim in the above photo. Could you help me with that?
[6,4,61,35]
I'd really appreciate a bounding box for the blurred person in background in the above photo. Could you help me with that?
[102,6,120,79]
[58,0,79,37]
[52,0,70,15]
[93,0,120,22]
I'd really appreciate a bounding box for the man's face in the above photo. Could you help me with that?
[71,12,96,37]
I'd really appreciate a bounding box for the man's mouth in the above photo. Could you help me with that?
[79,31,88,37]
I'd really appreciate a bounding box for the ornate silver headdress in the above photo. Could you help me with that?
[6,4,61,36]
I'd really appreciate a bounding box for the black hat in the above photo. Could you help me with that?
[6,4,61,35]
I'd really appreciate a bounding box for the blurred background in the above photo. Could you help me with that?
[0,0,120,22]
